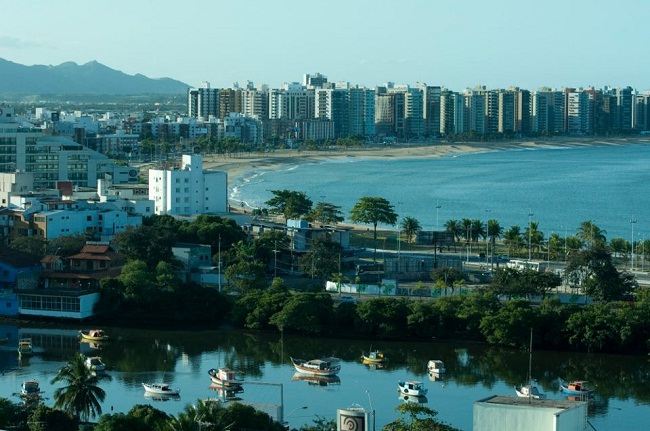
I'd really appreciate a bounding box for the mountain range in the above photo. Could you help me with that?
[0,58,190,95]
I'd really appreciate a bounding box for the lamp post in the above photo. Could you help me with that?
[631,217,637,271]
[366,390,376,431]
[485,209,491,266]
[282,406,308,428]
[435,201,441,231]
[528,210,534,261]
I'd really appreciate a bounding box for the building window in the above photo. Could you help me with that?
[87,215,92,221]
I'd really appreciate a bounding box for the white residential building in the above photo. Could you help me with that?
[149,154,227,216]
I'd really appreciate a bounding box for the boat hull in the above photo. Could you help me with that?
[398,381,428,397]
[142,383,180,396]
[515,385,546,399]
[291,357,341,376]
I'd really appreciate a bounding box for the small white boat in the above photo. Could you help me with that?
[291,357,341,376]
[427,359,446,374]
[398,380,428,397]
[142,383,180,396]
[85,356,106,372]
[17,338,33,356]
[515,381,546,399]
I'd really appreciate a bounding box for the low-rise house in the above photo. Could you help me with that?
[172,243,223,288]
[19,243,125,320]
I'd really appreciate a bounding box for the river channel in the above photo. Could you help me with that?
[1,323,649,431]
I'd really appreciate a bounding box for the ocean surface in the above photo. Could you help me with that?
[230,142,650,241]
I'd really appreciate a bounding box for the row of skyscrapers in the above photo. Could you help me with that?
[188,73,648,141]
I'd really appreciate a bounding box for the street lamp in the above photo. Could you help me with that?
[366,390,376,431]
[528,210,534,261]
[282,406,308,427]
[435,201,441,231]
[631,217,637,271]
[485,209,491,266]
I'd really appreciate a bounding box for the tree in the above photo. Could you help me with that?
[504,225,523,256]
[430,267,465,295]
[444,219,462,251]
[383,403,461,431]
[27,404,77,431]
[609,237,627,258]
[565,244,637,302]
[265,189,313,220]
[305,202,344,225]
[350,197,397,262]
[401,216,421,244]
[112,225,176,269]
[8,236,46,256]
[47,233,88,256]
[577,220,607,248]
[298,234,344,280]
[524,221,544,258]
[50,353,112,422]
[487,219,503,265]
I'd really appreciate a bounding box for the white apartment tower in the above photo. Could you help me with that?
[149,154,227,216]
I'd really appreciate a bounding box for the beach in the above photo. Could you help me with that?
[202,137,645,186]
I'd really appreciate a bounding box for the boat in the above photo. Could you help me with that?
[427,359,446,375]
[361,350,386,364]
[208,367,242,388]
[397,380,428,397]
[79,329,109,342]
[142,383,180,396]
[559,379,593,396]
[515,330,545,399]
[84,356,106,372]
[21,380,43,398]
[292,372,341,387]
[515,381,546,399]
[290,357,341,376]
[17,338,33,356]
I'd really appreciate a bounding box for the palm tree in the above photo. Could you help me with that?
[444,219,462,251]
[487,219,504,266]
[524,221,544,258]
[51,353,112,423]
[504,225,523,256]
[577,220,607,248]
[400,216,421,244]
[471,219,485,243]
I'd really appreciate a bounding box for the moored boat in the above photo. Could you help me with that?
[79,329,109,342]
[515,381,546,399]
[397,380,428,397]
[84,356,106,372]
[399,393,428,404]
[142,382,180,396]
[17,338,33,356]
[361,350,386,364]
[208,367,242,388]
[559,379,593,396]
[291,357,341,376]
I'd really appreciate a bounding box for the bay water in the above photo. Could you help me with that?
[230,142,650,241]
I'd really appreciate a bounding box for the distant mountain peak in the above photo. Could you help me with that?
[0,58,190,95]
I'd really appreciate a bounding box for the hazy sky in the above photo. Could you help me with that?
[2,0,648,91]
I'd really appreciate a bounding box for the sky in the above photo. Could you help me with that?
[1,0,648,91]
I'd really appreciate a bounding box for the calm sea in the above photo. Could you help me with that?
[230,142,650,241]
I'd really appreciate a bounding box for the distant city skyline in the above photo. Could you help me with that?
[2,0,649,91]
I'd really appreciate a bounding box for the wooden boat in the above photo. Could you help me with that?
[17,338,33,356]
[21,380,42,398]
[142,383,180,396]
[397,380,428,397]
[427,359,446,374]
[292,372,341,387]
[290,357,341,376]
[79,329,109,342]
[361,350,386,364]
[559,379,593,396]
[208,367,242,388]
[84,356,106,372]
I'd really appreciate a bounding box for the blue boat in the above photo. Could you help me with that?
[559,379,593,396]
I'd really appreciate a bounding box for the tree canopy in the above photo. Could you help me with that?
[350,196,397,261]
[265,189,313,220]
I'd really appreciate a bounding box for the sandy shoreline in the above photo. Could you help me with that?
[201,137,649,187]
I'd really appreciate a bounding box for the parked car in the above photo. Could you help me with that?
[340,296,359,303]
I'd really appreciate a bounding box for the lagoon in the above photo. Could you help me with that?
[1,324,649,430]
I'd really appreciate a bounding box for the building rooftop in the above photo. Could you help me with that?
[476,395,585,410]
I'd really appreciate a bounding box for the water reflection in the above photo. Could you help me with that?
[291,373,341,387]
